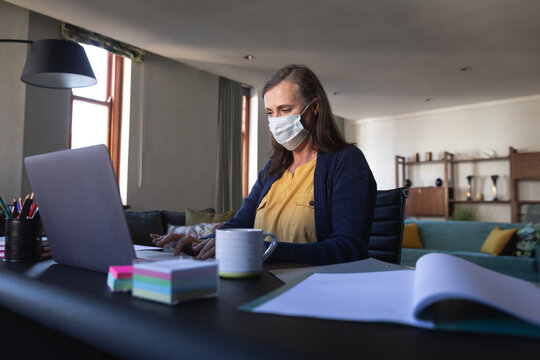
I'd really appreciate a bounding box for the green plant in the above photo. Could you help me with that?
[453,206,475,221]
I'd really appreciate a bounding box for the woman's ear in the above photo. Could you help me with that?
[314,98,320,115]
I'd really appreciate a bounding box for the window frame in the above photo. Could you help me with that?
[68,51,124,179]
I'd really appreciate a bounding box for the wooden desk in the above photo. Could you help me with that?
[0,259,539,359]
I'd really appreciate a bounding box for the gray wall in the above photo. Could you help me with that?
[126,53,220,211]
[0,2,28,201]
[0,5,69,199]
[21,12,70,195]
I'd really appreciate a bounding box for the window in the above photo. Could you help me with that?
[241,87,251,198]
[69,44,125,178]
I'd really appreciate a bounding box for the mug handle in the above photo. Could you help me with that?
[262,233,278,262]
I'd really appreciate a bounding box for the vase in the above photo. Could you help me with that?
[491,175,499,201]
[466,175,474,201]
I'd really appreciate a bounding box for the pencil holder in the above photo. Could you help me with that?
[0,215,5,237]
[4,218,42,262]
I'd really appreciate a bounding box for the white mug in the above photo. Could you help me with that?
[215,228,278,278]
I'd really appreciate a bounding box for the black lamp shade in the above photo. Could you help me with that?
[21,39,97,89]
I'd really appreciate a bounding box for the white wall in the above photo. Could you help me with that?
[352,95,540,222]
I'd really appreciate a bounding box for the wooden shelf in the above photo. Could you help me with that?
[396,147,540,221]
[405,157,509,165]
[404,160,445,165]
[452,156,509,164]
[449,200,511,204]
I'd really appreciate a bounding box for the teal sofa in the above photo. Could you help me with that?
[401,220,540,282]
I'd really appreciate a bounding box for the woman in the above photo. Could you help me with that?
[153,64,377,265]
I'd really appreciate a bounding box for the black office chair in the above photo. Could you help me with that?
[368,187,409,264]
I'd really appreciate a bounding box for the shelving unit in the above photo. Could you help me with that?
[396,147,540,221]
[396,152,453,219]
[510,149,540,222]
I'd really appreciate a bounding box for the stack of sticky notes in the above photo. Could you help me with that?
[107,265,133,292]
[132,259,218,305]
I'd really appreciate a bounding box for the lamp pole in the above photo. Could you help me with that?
[0,39,32,44]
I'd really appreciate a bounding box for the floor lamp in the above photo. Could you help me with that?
[0,38,96,89]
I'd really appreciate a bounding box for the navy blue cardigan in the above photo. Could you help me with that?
[220,146,377,265]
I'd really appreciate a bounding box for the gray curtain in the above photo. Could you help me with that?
[215,77,243,212]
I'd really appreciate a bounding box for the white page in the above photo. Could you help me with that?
[133,244,162,251]
[133,245,194,261]
[412,253,540,327]
[252,270,434,328]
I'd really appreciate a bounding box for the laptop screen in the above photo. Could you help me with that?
[25,145,135,272]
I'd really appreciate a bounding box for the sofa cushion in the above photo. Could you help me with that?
[403,223,423,249]
[161,210,186,227]
[481,227,517,255]
[513,224,540,258]
[125,210,164,246]
[186,208,236,226]
[404,220,523,252]
[161,208,217,227]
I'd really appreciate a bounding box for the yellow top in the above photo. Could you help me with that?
[254,156,317,244]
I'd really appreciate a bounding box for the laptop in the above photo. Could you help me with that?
[25,145,138,273]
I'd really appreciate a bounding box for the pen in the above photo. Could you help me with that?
[19,193,33,219]
[30,208,39,219]
[0,196,10,219]
[28,203,37,219]
[11,198,19,218]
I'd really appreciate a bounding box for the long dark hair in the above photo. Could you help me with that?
[262,64,352,178]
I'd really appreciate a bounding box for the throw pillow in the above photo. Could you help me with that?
[513,223,540,258]
[167,225,191,235]
[480,227,517,256]
[186,208,236,226]
[167,222,223,239]
[402,223,423,249]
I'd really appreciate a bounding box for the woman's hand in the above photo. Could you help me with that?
[192,237,215,260]
[150,233,199,256]
[150,233,216,259]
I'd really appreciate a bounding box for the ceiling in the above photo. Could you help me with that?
[6,0,540,120]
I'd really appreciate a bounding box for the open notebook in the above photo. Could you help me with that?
[241,253,540,338]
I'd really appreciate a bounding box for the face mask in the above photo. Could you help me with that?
[268,101,314,151]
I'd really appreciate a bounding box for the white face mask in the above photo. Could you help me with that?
[268,101,314,151]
